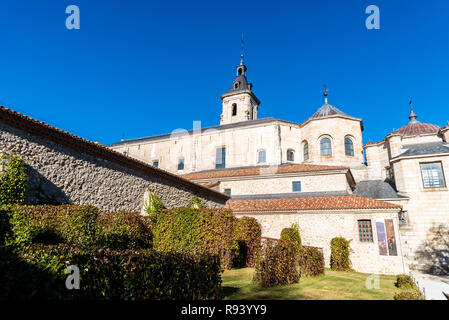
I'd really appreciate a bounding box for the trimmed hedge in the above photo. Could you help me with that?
[0,154,27,207]
[330,237,352,271]
[1,244,221,300]
[233,216,261,267]
[153,207,236,268]
[393,289,424,300]
[394,274,414,289]
[253,238,300,287]
[280,224,301,253]
[6,205,99,247]
[298,246,325,277]
[95,212,152,250]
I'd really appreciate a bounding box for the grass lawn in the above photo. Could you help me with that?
[222,268,403,300]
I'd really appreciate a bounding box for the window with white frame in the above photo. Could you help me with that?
[420,162,446,188]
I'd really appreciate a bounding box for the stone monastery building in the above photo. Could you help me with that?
[110,56,449,275]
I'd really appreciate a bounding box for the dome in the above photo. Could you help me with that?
[310,103,349,119]
[391,122,440,136]
[391,103,440,136]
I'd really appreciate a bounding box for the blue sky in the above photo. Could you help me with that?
[0,0,448,144]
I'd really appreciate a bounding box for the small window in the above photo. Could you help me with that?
[216,147,226,169]
[292,181,301,192]
[358,220,373,242]
[232,104,237,116]
[238,68,243,76]
[287,149,295,162]
[320,137,332,156]
[385,167,394,181]
[177,158,184,171]
[345,137,354,156]
[303,141,309,161]
[152,161,159,168]
[420,162,446,188]
[257,150,266,163]
[224,189,231,196]
[234,83,239,89]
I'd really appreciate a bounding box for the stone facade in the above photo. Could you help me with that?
[0,110,227,212]
[235,210,406,275]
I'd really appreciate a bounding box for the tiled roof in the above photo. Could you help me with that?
[226,195,401,212]
[0,106,229,201]
[353,180,404,199]
[391,122,440,136]
[181,163,347,180]
[231,191,349,200]
[394,142,449,158]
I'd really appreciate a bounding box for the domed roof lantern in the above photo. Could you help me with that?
[408,100,418,123]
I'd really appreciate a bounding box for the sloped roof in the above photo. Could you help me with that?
[0,106,229,201]
[394,142,449,158]
[353,180,403,199]
[310,103,349,119]
[391,122,440,136]
[181,163,348,180]
[226,195,401,212]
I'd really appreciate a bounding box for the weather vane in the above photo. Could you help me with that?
[240,32,244,64]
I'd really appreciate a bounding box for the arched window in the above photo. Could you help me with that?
[232,104,237,116]
[303,141,309,161]
[345,137,354,156]
[320,137,332,156]
[257,149,266,163]
[287,149,295,162]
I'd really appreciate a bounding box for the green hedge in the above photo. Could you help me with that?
[280,224,301,253]
[330,237,352,271]
[298,246,325,277]
[394,274,414,289]
[6,205,99,247]
[0,154,27,207]
[1,244,221,300]
[233,216,261,268]
[95,212,152,250]
[253,238,300,287]
[153,207,236,268]
[393,289,424,300]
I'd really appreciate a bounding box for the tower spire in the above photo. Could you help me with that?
[408,99,418,123]
[323,84,328,104]
[240,32,244,65]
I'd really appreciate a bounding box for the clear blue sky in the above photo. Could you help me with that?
[0,0,448,144]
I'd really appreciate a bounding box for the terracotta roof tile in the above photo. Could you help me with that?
[182,164,347,180]
[391,122,440,136]
[226,195,401,212]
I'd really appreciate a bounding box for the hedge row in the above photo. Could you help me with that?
[298,246,325,277]
[393,274,424,300]
[330,237,352,271]
[1,244,221,300]
[153,208,261,269]
[3,205,152,249]
[280,225,301,253]
[253,238,300,287]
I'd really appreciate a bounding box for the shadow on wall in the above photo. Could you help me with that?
[414,224,449,275]
[25,166,70,205]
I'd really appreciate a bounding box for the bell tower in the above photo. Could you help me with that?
[220,37,260,125]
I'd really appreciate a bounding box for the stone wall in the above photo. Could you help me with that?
[0,122,227,212]
[235,210,406,275]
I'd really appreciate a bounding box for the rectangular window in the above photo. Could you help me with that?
[177,158,184,171]
[420,162,446,188]
[257,150,266,163]
[216,147,226,169]
[224,189,231,196]
[152,161,159,168]
[358,220,373,242]
[292,181,301,192]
